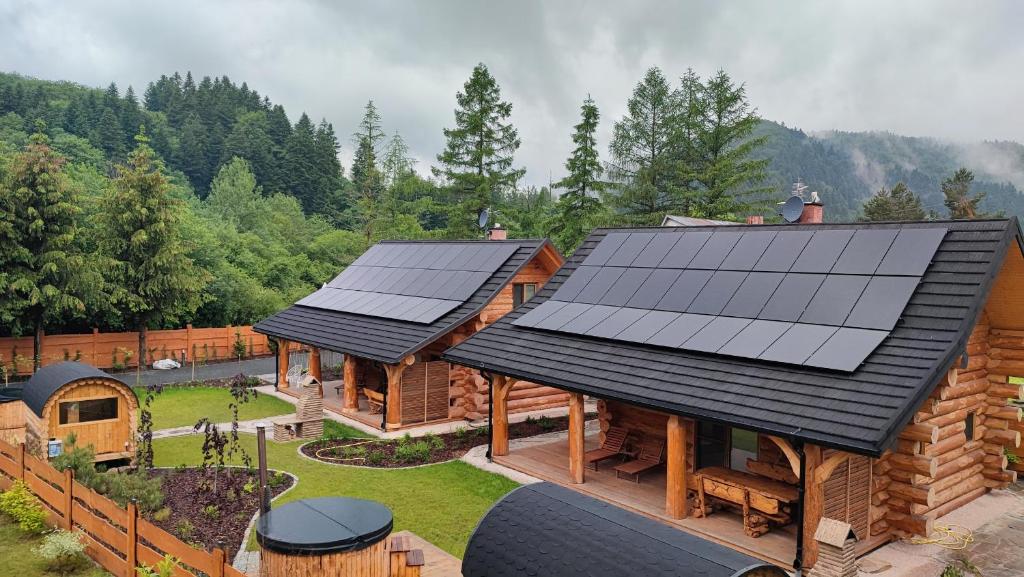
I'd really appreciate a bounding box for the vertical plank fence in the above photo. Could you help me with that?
[0,437,245,577]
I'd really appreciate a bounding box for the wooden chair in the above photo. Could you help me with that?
[584,427,630,470]
[363,387,385,414]
[614,439,665,483]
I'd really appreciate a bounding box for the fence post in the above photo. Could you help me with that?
[16,442,25,480]
[213,540,226,577]
[63,468,74,530]
[127,500,138,577]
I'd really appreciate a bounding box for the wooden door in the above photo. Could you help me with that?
[822,449,871,539]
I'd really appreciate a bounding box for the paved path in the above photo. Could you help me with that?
[152,418,272,439]
[123,357,276,387]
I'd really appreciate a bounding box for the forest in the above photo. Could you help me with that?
[0,64,1019,355]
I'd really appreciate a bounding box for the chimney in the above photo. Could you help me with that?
[746,215,764,225]
[487,224,507,241]
[801,189,824,224]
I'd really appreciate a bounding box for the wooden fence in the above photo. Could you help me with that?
[0,325,278,376]
[0,437,245,577]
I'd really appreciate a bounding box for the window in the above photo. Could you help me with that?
[965,412,975,441]
[59,398,118,425]
[696,423,758,473]
[512,283,537,308]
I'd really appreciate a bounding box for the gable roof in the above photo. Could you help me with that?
[443,219,1022,456]
[21,362,126,417]
[462,482,787,577]
[254,239,556,364]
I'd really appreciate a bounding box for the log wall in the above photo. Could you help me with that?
[0,401,25,446]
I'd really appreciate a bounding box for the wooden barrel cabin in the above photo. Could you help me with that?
[19,361,138,461]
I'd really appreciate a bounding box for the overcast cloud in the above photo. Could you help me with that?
[1,0,1022,186]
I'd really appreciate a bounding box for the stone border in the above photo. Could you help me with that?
[232,470,300,573]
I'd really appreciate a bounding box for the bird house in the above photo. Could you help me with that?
[809,518,857,577]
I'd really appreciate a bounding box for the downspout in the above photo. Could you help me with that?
[273,339,279,392]
[483,371,494,461]
[793,440,807,576]
[379,364,389,431]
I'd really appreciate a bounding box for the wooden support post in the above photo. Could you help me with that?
[309,347,323,396]
[63,469,74,530]
[276,339,289,389]
[666,415,689,519]
[384,356,414,429]
[491,375,513,457]
[127,501,138,576]
[802,444,824,569]
[568,392,585,484]
[343,354,358,411]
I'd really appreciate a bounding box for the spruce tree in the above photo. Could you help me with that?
[177,113,212,193]
[351,101,385,243]
[608,67,681,225]
[434,63,524,237]
[381,130,416,187]
[548,96,606,253]
[96,131,209,379]
[861,182,927,221]
[943,168,993,219]
[284,113,319,213]
[0,127,87,369]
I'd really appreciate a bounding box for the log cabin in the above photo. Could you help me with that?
[442,218,1024,571]
[0,362,137,461]
[254,230,565,431]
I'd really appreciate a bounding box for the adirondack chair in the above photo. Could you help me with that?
[363,387,385,414]
[584,427,631,471]
[614,438,665,483]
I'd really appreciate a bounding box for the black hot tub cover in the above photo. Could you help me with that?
[255,497,393,555]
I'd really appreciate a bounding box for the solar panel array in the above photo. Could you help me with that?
[297,242,519,324]
[514,227,947,371]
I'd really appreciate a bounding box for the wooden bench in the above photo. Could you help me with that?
[363,388,385,414]
[694,466,798,537]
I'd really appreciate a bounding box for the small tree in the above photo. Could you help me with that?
[943,168,995,219]
[135,383,163,468]
[861,182,927,221]
[548,95,607,253]
[226,373,255,470]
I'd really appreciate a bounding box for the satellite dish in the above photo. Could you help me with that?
[478,208,490,230]
[781,195,804,223]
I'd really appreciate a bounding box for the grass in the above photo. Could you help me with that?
[134,386,295,430]
[0,515,109,577]
[322,419,366,439]
[153,433,519,558]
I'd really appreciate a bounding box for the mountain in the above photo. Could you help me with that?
[757,120,1024,221]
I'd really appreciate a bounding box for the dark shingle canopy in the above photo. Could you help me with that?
[254,239,554,364]
[21,362,127,417]
[462,482,787,577]
[443,219,1022,455]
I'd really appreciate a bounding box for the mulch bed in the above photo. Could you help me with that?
[300,413,596,468]
[147,467,294,559]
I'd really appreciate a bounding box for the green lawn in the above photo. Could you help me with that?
[135,386,295,430]
[153,434,519,558]
[0,515,109,577]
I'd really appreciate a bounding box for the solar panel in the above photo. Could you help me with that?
[297,241,519,324]
[518,224,945,372]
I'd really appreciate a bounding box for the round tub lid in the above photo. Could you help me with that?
[256,497,393,555]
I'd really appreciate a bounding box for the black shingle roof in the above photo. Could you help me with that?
[462,482,787,577]
[21,362,127,417]
[443,219,1022,456]
[254,239,553,364]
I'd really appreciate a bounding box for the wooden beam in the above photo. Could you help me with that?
[814,451,850,485]
[384,356,415,428]
[491,375,514,457]
[343,354,358,410]
[665,415,689,519]
[568,392,585,484]
[276,339,289,388]
[802,444,824,569]
[767,435,801,480]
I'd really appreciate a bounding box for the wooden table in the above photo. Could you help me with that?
[695,466,798,537]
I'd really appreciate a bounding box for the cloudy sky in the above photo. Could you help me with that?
[2,0,1022,185]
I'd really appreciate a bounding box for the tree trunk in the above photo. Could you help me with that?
[32,316,43,372]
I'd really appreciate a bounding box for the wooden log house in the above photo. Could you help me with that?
[443,218,1024,570]
[254,232,565,431]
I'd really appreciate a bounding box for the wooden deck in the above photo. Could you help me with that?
[391,531,462,577]
[495,434,797,568]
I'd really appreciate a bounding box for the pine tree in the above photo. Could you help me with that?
[351,101,386,243]
[177,113,212,193]
[96,131,209,379]
[861,182,927,221]
[93,106,125,158]
[608,67,682,225]
[943,168,993,219]
[0,127,88,369]
[434,63,525,237]
[283,113,319,213]
[548,96,606,253]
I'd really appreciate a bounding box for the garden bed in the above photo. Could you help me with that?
[147,467,294,559]
[301,413,596,468]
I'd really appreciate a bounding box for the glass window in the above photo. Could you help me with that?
[730,428,759,473]
[59,398,118,425]
[512,283,538,308]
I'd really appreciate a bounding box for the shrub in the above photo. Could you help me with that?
[0,480,48,533]
[35,530,87,576]
[233,330,247,359]
[136,555,179,577]
[202,504,220,518]
[537,416,556,431]
[366,450,386,466]
[268,472,289,489]
[340,445,367,459]
[152,507,172,522]
[242,479,256,494]
[101,471,165,514]
[50,437,100,488]
[425,434,445,451]
[453,427,468,440]
[394,440,432,464]
[1006,447,1021,465]
[174,519,195,540]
